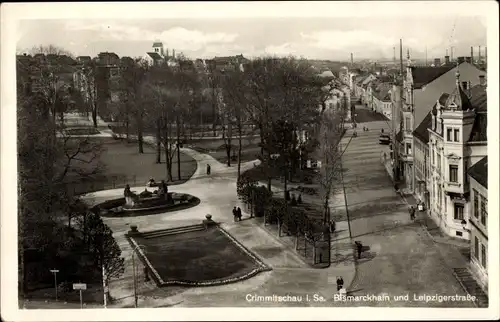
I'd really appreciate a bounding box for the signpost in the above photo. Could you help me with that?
[73,283,87,309]
[49,269,59,301]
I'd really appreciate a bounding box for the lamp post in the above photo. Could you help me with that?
[49,269,59,302]
[131,244,146,308]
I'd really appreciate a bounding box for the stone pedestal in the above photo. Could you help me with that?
[128,225,140,236]
[203,214,216,229]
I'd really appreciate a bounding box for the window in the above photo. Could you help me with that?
[447,128,453,141]
[437,154,441,172]
[405,117,411,132]
[449,165,458,182]
[473,237,479,259]
[456,231,463,237]
[481,244,487,269]
[454,204,464,220]
[481,197,487,226]
[406,143,412,155]
[454,129,460,142]
[473,190,479,218]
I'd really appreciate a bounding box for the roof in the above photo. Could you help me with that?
[411,65,455,89]
[468,112,487,142]
[469,84,487,112]
[395,130,403,143]
[438,93,450,106]
[468,156,488,189]
[445,81,473,111]
[373,83,392,101]
[146,52,163,60]
[319,70,334,78]
[413,110,432,143]
[153,42,163,47]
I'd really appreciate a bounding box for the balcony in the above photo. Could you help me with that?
[444,181,463,194]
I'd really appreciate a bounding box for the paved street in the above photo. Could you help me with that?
[329,105,475,307]
[80,145,356,308]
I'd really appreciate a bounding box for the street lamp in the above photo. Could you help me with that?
[49,269,59,301]
[131,244,146,308]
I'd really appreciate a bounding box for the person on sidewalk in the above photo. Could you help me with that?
[409,206,416,221]
[232,206,238,222]
[330,220,336,234]
[336,276,344,291]
[237,207,242,221]
[206,164,211,175]
[355,241,363,259]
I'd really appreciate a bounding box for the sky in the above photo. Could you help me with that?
[15,5,488,61]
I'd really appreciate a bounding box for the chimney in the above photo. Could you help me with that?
[457,56,465,64]
[470,46,474,63]
[479,75,486,86]
[478,46,481,63]
[434,58,441,66]
[166,49,169,59]
[350,53,353,66]
[444,55,450,65]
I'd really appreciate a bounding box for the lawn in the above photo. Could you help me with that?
[133,227,268,285]
[189,136,261,165]
[67,137,197,195]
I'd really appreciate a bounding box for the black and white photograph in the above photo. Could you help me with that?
[1,1,498,321]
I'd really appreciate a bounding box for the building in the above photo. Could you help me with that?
[426,72,487,240]
[467,156,488,290]
[372,82,393,119]
[394,51,486,192]
[144,41,178,67]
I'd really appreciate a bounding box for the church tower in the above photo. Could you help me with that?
[152,41,164,57]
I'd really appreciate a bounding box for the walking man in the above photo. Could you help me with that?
[206,164,211,175]
[237,207,242,221]
[355,241,363,259]
[409,205,416,221]
[330,220,336,234]
[232,206,238,222]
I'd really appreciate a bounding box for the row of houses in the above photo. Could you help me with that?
[387,53,489,291]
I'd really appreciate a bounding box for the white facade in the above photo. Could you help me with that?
[427,81,486,240]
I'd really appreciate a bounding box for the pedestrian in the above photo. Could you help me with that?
[330,220,336,234]
[355,241,363,259]
[381,128,384,134]
[237,207,242,221]
[409,205,416,220]
[394,183,399,192]
[232,206,238,222]
[336,276,344,291]
[206,163,211,175]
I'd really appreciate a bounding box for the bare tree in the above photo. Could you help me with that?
[316,108,344,224]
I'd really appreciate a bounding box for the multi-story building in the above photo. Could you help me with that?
[426,73,487,240]
[467,156,488,290]
[394,51,485,191]
[372,82,393,119]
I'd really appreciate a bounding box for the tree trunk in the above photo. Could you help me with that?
[126,106,130,142]
[284,166,288,200]
[295,233,299,250]
[164,142,173,182]
[237,126,242,179]
[277,218,281,237]
[92,105,98,128]
[323,193,330,224]
[156,120,161,164]
[137,114,144,154]
[176,117,181,181]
